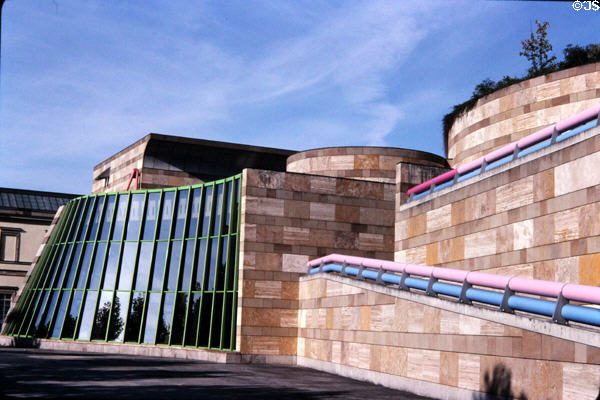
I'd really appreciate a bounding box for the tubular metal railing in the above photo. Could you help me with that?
[307,254,600,328]
[407,104,600,202]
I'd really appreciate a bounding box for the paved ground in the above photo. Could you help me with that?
[0,348,436,399]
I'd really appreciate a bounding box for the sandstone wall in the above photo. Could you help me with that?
[298,274,600,400]
[396,124,600,286]
[238,169,395,362]
[447,63,600,167]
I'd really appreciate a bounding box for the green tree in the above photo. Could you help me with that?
[520,20,557,77]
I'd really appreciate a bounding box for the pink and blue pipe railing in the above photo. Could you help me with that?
[407,104,600,202]
[307,254,600,327]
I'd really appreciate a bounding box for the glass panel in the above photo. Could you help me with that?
[111,195,129,240]
[201,186,213,237]
[166,241,182,291]
[186,188,202,238]
[77,198,95,242]
[53,245,73,289]
[193,239,207,291]
[158,191,175,239]
[64,244,83,289]
[124,292,145,342]
[77,291,98,340]
[102,243,121,290]
[197,293,212,347]
[142,193,160,240]
[151,242,168,291]
[156,293,174,345]
[75,243,94,289]
[231,179,240,233]
[210,293,223,348]
[222,294,233,349]
[39,290,60,337]
[215,237,228,291]
[99,196,116,241]
[169,293,188,346]
[50,291,70,338]
[180,240,194,292]
[117,242,137,290]
[184,293,201,346]
[226,237,237,291]
[62,290,83,339]
[126,193,144,240]
[142,293,161,344]
[206,239,219,291]
[211,184,223,236]
[30,290,50,335]
[110,292,129,342]
[68,199,86,242]
[88,243,107,290]
[223,181,232,235]
[173,190,188,239]
[17,290,41,335]
[134,242,153,291]
[91,291,113,340]
[87,196,105,241]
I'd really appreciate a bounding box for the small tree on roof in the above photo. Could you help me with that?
[520,20,557,77]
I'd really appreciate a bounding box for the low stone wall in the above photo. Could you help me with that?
[238,169,395,361]
[396,124,600,286]
[298,273,600,400]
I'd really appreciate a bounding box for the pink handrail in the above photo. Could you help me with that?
[407,104,600,198]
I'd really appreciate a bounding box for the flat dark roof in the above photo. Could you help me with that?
[0,188,79,213]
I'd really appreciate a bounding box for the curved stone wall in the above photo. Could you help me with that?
[287,147,448,183]
[447,62,600,167]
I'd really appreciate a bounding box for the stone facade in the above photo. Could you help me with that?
[287,147,448,184]
[396,124,600,286]
[298,274,600,400]
[237,169,395,361]
[447,63,600,167]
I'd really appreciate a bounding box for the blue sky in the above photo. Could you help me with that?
[1,0,599,194]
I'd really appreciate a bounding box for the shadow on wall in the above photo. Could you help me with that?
[473,364,527,400]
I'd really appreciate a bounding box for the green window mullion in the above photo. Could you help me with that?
[230,178,242,349]
[153,189,178,345]
[208,182,228,348]
[18,199,83,336]
[168,188,192,346]
[181,186,203,346]
[52,197,99,338]
[104,193,132,341]
[138,191,164,344]
[80,194,119,341]
[195,183,215,347]
[220,178,236,348]
[120,191,147,341]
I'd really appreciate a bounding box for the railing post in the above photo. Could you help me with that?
[376,266,384,284]
[341,261,348,277]
[318,261,324,273]
[512,145,520,161]
[552,286,569,325]
[453,172,459,184]
[597,110,600,126]
[430,181,436,195]
[480,159,488,173]
[400,269,409,291]
[357,263,365,281]
[500,284,514,313]
[408,192,414,203]
[459,278,472,304]
[426,274,437,297]
[550,126,559,145]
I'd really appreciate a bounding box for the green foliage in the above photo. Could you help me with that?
[520,20,557,77]
[442,20,600,156]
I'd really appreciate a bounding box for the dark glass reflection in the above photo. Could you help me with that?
[201,186,213,237]
[186,188,202,238]
[99,196,116,241]
[169,293,188,346]
[112,292,130,342]
[211,184,223,236]
[166,241,182,291]
[111,195,129,240]
[75,243,94,289]
[77,198,95,242]
[124,292,144,342]
[193,239,207,291]
[223,181,232,234]
[142,192,160,240]
[156,293,174,344]
[50,291,70,338]
[151,242,168,291]
[126,193,145,240]
[103,243,120,290]
[184,293,201,346]
[68,199,86,242]
[173,190,188,239]
[215,237,228,291]
[180,240,194,292]
[88,243,107,289]
[206,239,219,291]
[65,244,83,289]
[210,293,223,348]
[88,196,105,241]
[38,290,59,337]
[62,290,83,339]
[158,191,175,239]
[197,293,212,347]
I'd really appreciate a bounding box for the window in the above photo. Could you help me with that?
[0,293,12,328]
[0,228,21,262]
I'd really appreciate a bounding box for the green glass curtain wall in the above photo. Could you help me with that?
[3,175,241,351]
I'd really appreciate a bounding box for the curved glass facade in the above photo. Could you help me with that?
[3,175,241,351]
